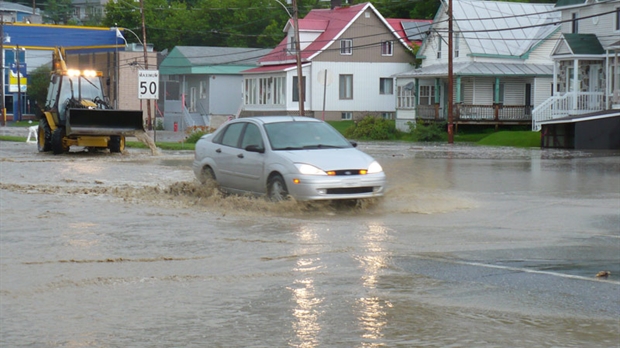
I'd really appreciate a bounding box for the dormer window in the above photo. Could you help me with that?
[381,41,393,56]
[571,12,579,33]
[289,36,297,54]
[340,39,352,55]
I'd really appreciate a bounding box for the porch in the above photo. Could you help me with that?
[416,104,532,129]
[531,92,605,130]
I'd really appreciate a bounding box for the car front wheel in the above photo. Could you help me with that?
[267,174,289,202]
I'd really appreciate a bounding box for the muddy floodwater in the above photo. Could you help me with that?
[1,141,619,347]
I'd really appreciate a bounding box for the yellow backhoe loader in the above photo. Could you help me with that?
[38,47,144,154]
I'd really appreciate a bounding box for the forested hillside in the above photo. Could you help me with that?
[29,0,557,51]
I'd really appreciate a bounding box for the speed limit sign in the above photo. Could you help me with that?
[138,70,159,100]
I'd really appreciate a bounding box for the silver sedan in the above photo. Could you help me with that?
[192,116,386,202]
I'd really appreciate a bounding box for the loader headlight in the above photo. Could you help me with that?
[82,70,97,77]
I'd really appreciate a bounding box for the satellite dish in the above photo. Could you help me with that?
[317,69,333,86]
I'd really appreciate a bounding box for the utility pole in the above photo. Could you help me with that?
[447,0,454,144]
[0,14,4,126]
[139,0,152,130]
[292,0,304,116]
[16,45,21,122]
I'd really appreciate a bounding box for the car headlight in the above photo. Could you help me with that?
[367,161,383,174]
[295,163,327,175]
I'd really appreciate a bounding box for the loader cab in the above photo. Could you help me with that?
[45,70,107,124]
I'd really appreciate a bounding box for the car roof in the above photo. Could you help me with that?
[235,116,322,125]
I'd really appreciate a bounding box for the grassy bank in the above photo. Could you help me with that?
[1,121,541,149]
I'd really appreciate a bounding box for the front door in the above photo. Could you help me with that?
[525,83,532,115]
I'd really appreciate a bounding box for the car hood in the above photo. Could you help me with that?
[276,148,376,170]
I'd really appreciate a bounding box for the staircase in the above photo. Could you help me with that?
[532,92,605,131]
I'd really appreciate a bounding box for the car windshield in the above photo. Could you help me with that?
[264,121,352,151]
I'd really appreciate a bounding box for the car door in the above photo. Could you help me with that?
[212,122,245,188]
[234,123,266,193]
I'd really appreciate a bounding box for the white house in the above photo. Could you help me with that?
[240,2,431,121]
[394,0,561,132]
[532,0,620,130]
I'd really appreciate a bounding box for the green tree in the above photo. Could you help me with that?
[44,0,74,24]
[28,64,52,108]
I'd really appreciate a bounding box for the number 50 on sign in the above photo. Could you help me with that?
[138,70,159,100]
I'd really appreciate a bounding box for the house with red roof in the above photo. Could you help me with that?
[240,2,431,121]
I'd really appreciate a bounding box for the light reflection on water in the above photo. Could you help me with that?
[356,223,392,345]
[288,226,323,348]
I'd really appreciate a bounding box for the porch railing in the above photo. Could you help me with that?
[532,92,605,131]
[417,104,532,123]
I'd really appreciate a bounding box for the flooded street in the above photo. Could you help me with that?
[1,141,619,347]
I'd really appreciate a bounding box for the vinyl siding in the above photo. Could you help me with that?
[561,2,618,47]
[534,77,553,107]
[310,61,410,112]
[209,75,243,115]
[313,9,412,63]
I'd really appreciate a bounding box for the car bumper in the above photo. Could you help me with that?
[283,172,386,201]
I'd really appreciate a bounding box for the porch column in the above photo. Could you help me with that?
[573,59,578,110]
[435,78,441,119]
[494,77,500,103]
[605,50,609,108]
[456,76,461,103]
[615,49,620,105]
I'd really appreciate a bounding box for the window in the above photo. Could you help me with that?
[341,112,352,120]
[220,123,245,148]
[454,34,460,58]
[189,87,197,112]
[289,36,297,53]
[200,81,207,99]
[379,78,393,95]
[240,123,264,149]
[339,74,353,99]
[259,77,272,105]
[397,83,415,109]
[245,77,285,105]
[571,12,579,33]
[340,39,352,55]
[419,85,435,105]
[292,76,306,102]
[273,77,285,105]
[436,35,442,59]
[244,78,256,105]
[381,41,393,56]
[381,112,394,120]
[616,7,620,31]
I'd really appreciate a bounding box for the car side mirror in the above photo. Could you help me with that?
[245,144,265,153]
[349,141,357,148]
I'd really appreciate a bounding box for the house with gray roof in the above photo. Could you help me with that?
[159,46,271,130]
[532,0,620,131]
[394,0,561,132]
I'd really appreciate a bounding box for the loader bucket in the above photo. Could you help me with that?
[66,108,145,136]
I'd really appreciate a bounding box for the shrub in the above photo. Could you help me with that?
[408,120,446,142]
[184,125,216,144]
[155,118,165,131]
[344,116,396,140]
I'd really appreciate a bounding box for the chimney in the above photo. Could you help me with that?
[331,0,341,9]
